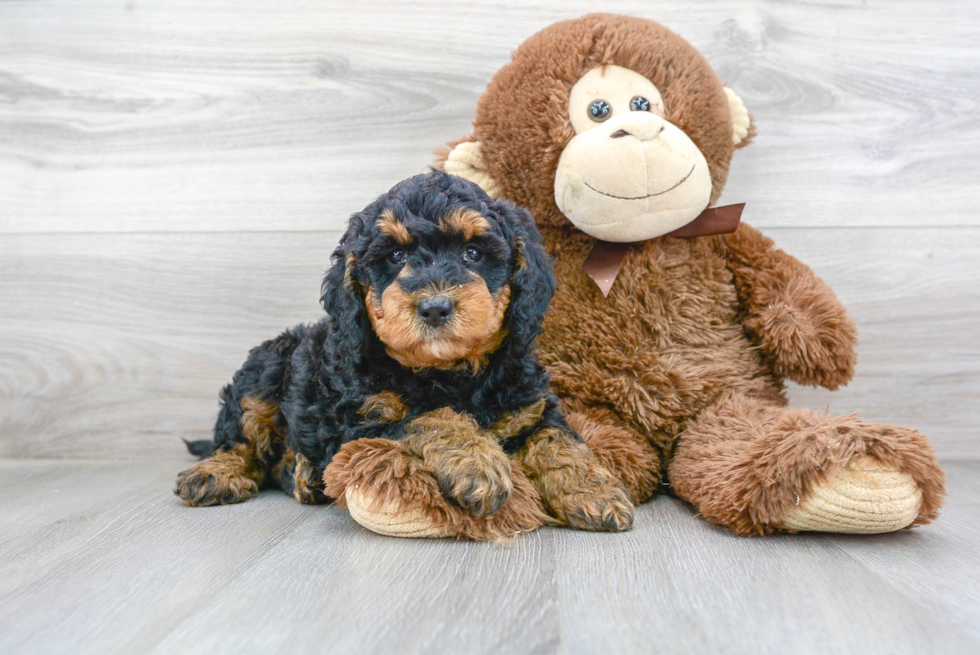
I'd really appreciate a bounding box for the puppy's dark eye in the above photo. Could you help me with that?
[630,96,651,112]
[588,99,611,122]
[463,246,483,263]
[388,249,406,265]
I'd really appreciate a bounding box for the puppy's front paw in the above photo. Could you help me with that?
[401,408,514,518]
[519,429,635,532]
[174,465,258,506]
[174,447,259,506]
[432,446,514,518]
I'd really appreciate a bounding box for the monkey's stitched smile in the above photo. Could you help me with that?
[583,164,695,201]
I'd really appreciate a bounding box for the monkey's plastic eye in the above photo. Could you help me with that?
[588,99,612,122]
[630,96,651,112]
[463,246,483,263]
[388,249,406,265]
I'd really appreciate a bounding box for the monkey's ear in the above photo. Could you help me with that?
[724,87,754,149]
[438,139,502,198]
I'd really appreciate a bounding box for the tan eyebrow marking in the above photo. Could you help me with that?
[440,208,491,240]
[377,209,413,245]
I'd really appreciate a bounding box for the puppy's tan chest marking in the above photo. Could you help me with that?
[488,398,547,440]
[359,391,410,423]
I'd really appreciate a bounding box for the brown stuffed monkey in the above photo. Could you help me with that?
[326,13,945,538]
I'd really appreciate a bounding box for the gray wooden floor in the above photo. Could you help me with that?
[0,459,978,655]
[2,1,979,653]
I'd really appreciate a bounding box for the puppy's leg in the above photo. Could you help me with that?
[515,427,634,532]
[271,449,328,505]
[401,408,513,517]
[175,396,281,506]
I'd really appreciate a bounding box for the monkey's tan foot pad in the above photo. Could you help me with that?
[780,455,922,534]
[346,487,453,538]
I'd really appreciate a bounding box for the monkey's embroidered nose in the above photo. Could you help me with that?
[417,295,455,327]
[609,114,665,141]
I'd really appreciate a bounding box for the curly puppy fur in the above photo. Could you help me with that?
[176,170,632,536]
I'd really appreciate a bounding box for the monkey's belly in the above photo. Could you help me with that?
[538,235,783,445]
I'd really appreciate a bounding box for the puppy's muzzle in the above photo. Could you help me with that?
[416,294,455,328]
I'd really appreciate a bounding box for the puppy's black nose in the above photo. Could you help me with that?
[417,295,454,327]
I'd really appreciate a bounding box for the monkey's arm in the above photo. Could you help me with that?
[719,222,857,390]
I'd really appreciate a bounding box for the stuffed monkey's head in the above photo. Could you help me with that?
[443,14,752,243]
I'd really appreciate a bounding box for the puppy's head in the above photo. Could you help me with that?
[321,170,554,374]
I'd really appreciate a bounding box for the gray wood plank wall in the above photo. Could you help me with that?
[2,0,978,459]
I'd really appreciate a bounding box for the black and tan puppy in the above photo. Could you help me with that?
[175,170,633,532]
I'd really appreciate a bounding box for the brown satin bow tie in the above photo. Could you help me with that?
[582,203,745,297]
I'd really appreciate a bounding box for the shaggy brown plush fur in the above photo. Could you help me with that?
[436,13,945,534]
[325,439,549,541]
[722,223,858,390]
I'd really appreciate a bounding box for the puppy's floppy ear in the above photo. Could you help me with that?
[321,214,370,369]
[490,200,555,356]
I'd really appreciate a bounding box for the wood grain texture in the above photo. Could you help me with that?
[0,0,977,460]
[0,459,978,655]
[1,227,977,459]
[0,0,978,233]
[2,225,978,459]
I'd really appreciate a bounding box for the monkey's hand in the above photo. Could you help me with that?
[742,272,858,390]
[722,223,857,390]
